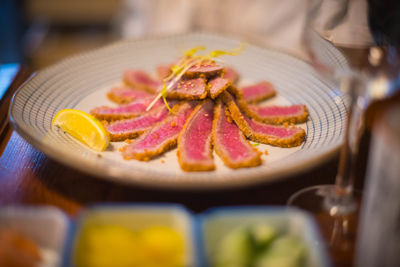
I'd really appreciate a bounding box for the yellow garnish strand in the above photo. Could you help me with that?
[146,59,200,111]
[164,57,197,82]
[184,45,206,57]
[209,43,246,58]
[146,43,246,112]
[160,84,173,112]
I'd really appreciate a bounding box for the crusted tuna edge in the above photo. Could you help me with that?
[177,100,215,172]
[167,78,208,100]
[221,92,306,148]
[106,87,152,105]
[223,66,239,85]
[123,70,159,93]
[183,61,225,79]
[212,100,261,169]
[229,86,309,125]
[246,104,309,125]
[104,105,169,142]
[91,108,144,121]
[208,77,231,99]
[90,97,162,121]
[156,64,172,81]
[121,102,196,161]
[241,81,277,103]
[107,91,134,105]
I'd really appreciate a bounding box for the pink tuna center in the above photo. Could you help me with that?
[184,109,213,161]
[253,105,301,116]
[107,109,168,133]
[127,71,160,87]
[134,107,193,150]
[247,119,299,138]
[242,83,273,99]
[219,112,253,161]
[224,68,238,82]
[209,78,229,94]
[98,98,161,114]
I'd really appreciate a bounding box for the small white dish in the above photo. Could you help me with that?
[0,206,70,267]
[197,206,331,267]
[66,204,194,267]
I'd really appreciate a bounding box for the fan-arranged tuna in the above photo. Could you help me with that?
[90,46,309,172]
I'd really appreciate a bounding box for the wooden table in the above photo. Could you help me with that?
[0,48,369,266]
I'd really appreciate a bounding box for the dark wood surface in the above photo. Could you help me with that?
[0,125,340,216]
[0,47,370,266]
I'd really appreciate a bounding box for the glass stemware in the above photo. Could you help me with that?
[289,41,400,267]
[286,4,376,267]
[287,71,366,266]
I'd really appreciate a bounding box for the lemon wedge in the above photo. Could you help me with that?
[52,109,110,151]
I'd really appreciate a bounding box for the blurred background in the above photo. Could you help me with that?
[1,0,374,70]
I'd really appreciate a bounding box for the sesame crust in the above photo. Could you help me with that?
[248,104,309,125]
[90,107,143,121]
[212,100,261,169]
[208,79,231,99]
[104,106,169,141]
[106,92,135,104]
[121,103,195,161]
[123,76,159,93]
[167,79,208,100]
[236,96,309,125]
[221,92,306,148]
[183,68,224,79]
[109,129,144,142]
[122,138,178,161]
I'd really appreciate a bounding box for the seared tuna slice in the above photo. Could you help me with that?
[122,102,196,161]
[167,78,207,100]
[241,81,276,103]
[224,66,239,84]
[123,70,161,93]
[183,60,224,79]
[208,77,231,99]
[107,86,153,104]
[104,105,171,141]
[177,100,215,171]
[90,97,163,121]
[246,104,309,125]
[221,92,306,148]
[156,64,172,80]
[212,100,261,169]
[230,89,309,125]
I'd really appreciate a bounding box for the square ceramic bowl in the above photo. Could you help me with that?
[0,206,70,267]
[64,204,194,267]
[196,206,331,267]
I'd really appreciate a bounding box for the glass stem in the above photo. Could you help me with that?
[325,76,366,214]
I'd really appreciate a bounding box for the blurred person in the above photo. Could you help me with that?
[115,0,372,56]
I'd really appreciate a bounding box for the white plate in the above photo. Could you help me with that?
[10,32,348,189]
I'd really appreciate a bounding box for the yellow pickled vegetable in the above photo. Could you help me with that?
[74,224,185,267]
